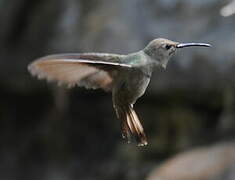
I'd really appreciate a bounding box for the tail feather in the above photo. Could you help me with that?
[117,106,131,142]
[115,103,148,146]
[127,105,147,146]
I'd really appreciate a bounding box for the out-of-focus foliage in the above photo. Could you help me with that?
[0,0,235,180]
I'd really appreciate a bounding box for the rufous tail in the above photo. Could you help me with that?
[115,103,148,146]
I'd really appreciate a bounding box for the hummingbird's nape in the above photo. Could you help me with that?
[176,43,211,48]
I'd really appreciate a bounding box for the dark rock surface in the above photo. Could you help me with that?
[146,141,235,180]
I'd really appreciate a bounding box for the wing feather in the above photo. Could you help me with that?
[28,53,130,91]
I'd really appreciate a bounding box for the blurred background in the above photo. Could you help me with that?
[0,0,235,179]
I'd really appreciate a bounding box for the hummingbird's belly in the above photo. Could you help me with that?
[124,70,151,103]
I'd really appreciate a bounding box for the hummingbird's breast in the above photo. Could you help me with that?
[114,68,151,104]
[129,69,151,97]
[113,51,154,104]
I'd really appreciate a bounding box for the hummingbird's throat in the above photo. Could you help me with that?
[169,49,175,56]
[161,59,169,69]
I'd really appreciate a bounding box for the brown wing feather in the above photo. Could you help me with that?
[28,53,130,91]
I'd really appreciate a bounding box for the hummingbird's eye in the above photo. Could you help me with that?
[165,44,172,50]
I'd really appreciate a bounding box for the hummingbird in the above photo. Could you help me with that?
[28,38,211,146]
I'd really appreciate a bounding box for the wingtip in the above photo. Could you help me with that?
[27,61,54,82]
[27,62,38,77]
[27,62,34,74]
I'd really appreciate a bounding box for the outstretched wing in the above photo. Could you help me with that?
[28,53,131,91]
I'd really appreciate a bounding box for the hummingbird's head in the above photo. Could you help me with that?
[144,38,211,69]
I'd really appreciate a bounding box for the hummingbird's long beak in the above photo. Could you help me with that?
[176,43,211,48]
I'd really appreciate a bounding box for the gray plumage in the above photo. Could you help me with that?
[28,38,211,146]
